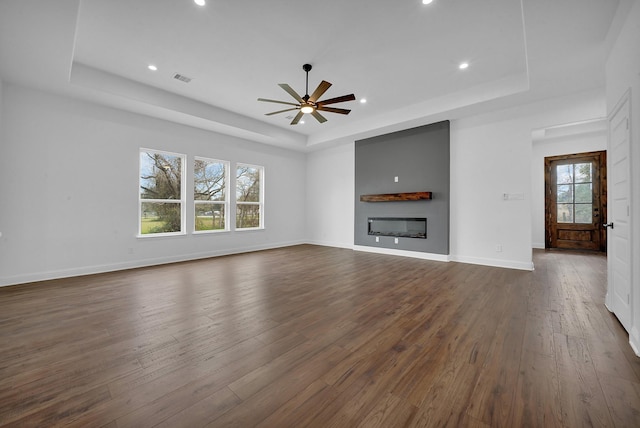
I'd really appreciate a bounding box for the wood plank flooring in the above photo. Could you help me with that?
[1,245,638,427]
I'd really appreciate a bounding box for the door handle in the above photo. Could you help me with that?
[603,222,614,229]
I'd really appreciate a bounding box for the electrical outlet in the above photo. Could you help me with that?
[394,176,398,183]
[394,237,399,244]
[375,236,379,242]
[496,244,502,252]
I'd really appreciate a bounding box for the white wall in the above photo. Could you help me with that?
[307,89,606,270]
[450,90,605,270]
[531,124,607,249]
[0,84,307,286]
[605,0,640,354]
[306,143,354,248]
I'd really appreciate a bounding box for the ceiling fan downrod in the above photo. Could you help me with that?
[302,63,312,102]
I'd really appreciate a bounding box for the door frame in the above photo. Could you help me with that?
[544,151,607,251]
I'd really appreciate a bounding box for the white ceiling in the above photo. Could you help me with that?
[0,0,623,151]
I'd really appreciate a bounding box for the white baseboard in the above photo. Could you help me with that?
[305,239,354,250]
[532,242,545,249]
[0,239,306,287]
[0,240,538,287]
[352,245,450,262]
[449,255,535,271]
[630,326,640,357]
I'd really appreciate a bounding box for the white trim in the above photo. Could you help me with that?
[449,255,535,271]
[630,326,640,357]
[235,163,265,230]
[139,148,186,236]
[0,239,307,288]
[194,156,230,233]
[353,245,450,262]
[532,242,545,249]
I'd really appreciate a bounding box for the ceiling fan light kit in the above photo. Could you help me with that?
[258,64,356,125]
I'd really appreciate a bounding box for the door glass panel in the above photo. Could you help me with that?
[574,183,592,203]
[557,185,573,203]
[574,163,592,183]
[557,164,573,184]
[575,204,592,223]
[557,204,574,223]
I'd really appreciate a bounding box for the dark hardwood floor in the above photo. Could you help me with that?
[1,245,638,427]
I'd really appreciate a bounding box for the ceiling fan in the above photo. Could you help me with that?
[258,64,356,125]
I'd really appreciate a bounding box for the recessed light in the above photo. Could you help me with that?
[360,98,367,104]
[148,64,158,71]
[459,62,469,70]
[300,120,305,124]
[422,0,433,4]
[194,0,205,6]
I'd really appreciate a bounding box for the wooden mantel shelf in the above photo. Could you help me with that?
[360,191,432,202]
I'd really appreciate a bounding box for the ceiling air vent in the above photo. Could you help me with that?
[172,73,192,83]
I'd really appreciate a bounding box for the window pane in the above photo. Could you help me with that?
[194,159,226,201]
[236,204,260,228]
[140,152,182,200]
[236,166,260,202]
[556,164,573,184]
[557,185,573,203]
[557,204,573,223]
[575,204,592,224]
[574,163,592,183]
[141,202,181,234]
[574,183,592,203]
[195,203,226,231]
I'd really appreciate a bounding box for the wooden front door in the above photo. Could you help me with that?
[545,151,606,251]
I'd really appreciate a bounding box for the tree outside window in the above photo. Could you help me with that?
[194,157,228,232]
[236,164,263,229]
[139,149,185,235]
[556,162,593,224]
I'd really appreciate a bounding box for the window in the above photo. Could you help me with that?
[139,149,185,235]
[194,157,229,232]
[556,162,593,224]
[236,164,263,229]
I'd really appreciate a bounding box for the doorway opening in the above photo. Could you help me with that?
[544,151,607,251]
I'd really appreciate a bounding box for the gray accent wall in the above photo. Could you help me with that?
[354,121,450,254]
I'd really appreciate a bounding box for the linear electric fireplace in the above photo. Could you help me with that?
[368,217,427,239]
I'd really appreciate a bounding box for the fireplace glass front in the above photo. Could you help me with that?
[367,217,427,239]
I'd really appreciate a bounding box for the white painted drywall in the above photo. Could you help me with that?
[450,89,605,270]
[307,89,607,270]
[306,143,355,249]
[0,84,307,286]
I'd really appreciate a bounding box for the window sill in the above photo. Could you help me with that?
[137,232,187,239]
[235,227,265,232]
[193,229,231,235]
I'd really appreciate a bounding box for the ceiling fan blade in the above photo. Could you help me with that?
[290,110,304,125]
[317,106,351,115]
[308,80,332,103]
[278,84,304,103]
[258,98,300,107]
[311,110,328,123]
[316,94,356,106]
[266,108,298,116]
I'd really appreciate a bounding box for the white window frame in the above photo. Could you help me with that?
[235,163,264,230]
[193,156,230,234]
[138,148,186,237]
